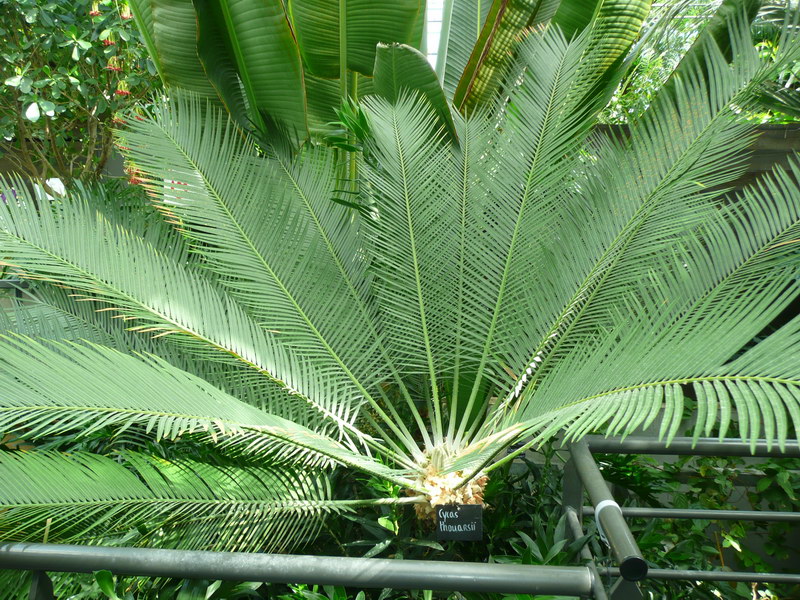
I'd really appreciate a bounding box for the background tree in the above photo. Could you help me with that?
[0,0,160,192]
[129,0,653,142]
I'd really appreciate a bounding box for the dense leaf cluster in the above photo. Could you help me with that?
[0,0,159,187]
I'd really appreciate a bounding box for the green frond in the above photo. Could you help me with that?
[0,284,181,357]
[0,335,415,487]
[448,27,599,440]
[360,93,461,444]
[0,450,337,553]
[0,285,325,426]
[116,96,422,457]
[0,179,369,440]
[493,18,787,417]
[504,158,800,453]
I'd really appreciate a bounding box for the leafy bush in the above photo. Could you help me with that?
[0,0,159,189]
[600,452,800,599]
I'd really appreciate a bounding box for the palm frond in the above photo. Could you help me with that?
[0,181,375,445]
[494,16,790,418]
[0,335,415,486]
[0,450,337,552]
[1,284,176,356]
[0,285,325,425]
[117,97,422,458]
[511,159,800,454]
[360,92,463,446]
[446,27,599,441]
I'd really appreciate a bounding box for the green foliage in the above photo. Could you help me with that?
[0,0,160,188]
[605,0,800,124]
[130,0,425,138]
[600,452,800,599]
[1,7,800,598]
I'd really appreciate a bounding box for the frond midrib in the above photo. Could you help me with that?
[150,119,410,456]
[1,404,416,485]
[271,153,422,454]
[1,227,291,389]
[0,495,339,510]
[559,374,800,410]
[390,107,442,444]
[459,38,576,442]
[513,80,762,405]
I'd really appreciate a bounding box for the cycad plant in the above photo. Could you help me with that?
[2,12,800,556]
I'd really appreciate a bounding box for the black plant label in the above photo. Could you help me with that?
[435,504,482,541]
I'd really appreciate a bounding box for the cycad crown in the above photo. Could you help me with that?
[1,21,800,553]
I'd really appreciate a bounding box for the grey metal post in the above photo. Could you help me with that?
[562,456,584,515]
[569,439,648,582]
[28,572,55,600]
[608,578,643,600]
[565,507,609,600]
[601,568,800,585]
[0,543,596,596]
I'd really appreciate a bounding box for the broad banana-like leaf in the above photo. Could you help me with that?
[453,0,651,113]
[373,44,458,141]
[192,0,249,126]
[410,0,427,51]
[133,0,220,99]
[287,0,424,78]
[550,0,602,37]
[304,72,343,133]
[437,0,494,96]
[572,0,653,110]
[128,0,165,81]
[452,0,559,111]
[216,0,308,136]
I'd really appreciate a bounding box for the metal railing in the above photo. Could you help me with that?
[563,436,800,599]
[2,436,799,600]
[1,543,597,599]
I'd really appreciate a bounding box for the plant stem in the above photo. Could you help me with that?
[435,0,455,83]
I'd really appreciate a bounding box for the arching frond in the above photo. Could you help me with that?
[447,27,600,441]
[0,184,374,444]
[117,97,421,458]
[494,16,795,418]
[514,160,800,450]
[0,335,415,486]
[360,93,460,445]
[0,450,337,553]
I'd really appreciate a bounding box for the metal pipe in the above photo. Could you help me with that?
[602,567,800,584]
[564,507,609,600]
[0,543,595,596]
[585,436,800,458]
[584,506,800,522]
[570,439,648,582]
